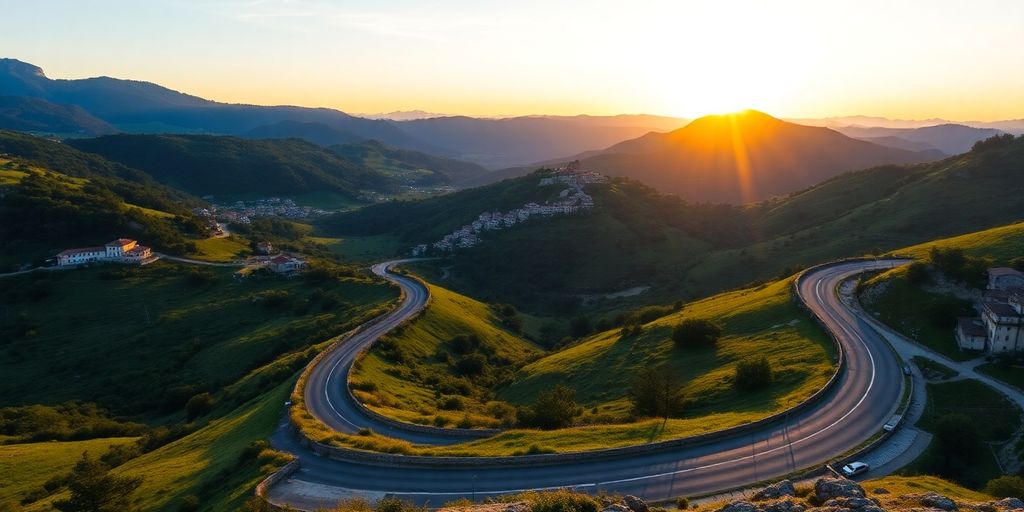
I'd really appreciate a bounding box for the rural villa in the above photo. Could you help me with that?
[56,238,157,266]
[955,266,1024,354]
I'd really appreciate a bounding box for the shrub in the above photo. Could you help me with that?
[675,498,689,509]
[672,318,722,348]
[375,497,425,512]
[1011,256,1024,272]
[905,261,931,287]
[518,385,579,430]
[440,396,464,411]
[455,353,487,376]
[526,490,599,512]
[185,392,214,421]
[178,495,200,512]
[985,475,1024,498]
[450,334,481,354]
[735,357,773,391]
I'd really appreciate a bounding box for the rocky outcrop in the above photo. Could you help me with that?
[995,498,1024,510]
[624,495,649,512]
[815,478,867,503]
[755,480,798,501]
[720,501,761,512]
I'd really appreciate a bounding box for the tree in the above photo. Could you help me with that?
[519,385,580,430]
[54,452,142,512]
[185,392,214,421]
[735,357,773,391]
[672,318,721,348]
[905,261,931,287]
[985,475,1024,498]
[1010,256,1024,272]
[455,353,487,376]
[629,365,685,420]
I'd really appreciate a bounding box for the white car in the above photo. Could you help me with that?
[841,461,870,477]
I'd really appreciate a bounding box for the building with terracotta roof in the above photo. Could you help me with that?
[56,238,157,267]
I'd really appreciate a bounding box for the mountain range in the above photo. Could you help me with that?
[0,58,1014,174]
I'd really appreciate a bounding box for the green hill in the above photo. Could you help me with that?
[350,283,541,428]
[330,139,487,186]
[0,132,212,268]
[321,135,1024,315]
[67,134,397,197]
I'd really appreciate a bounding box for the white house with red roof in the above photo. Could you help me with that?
[56,238,156,267]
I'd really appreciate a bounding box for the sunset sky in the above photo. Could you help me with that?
[5,0,1023,120]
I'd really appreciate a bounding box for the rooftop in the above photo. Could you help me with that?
[106,238,136,247]
[957,317,987,336]
[985,302,1021,318]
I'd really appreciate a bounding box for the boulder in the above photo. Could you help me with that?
[755,481,798,501]
[815,478,866,503]
[918,493,957,511]
[624,496,649,512]
[822,497,879,510]
[995,498,1024,510]
[763,498,806,512]
[602,505,630,512]
[719,501,761,512]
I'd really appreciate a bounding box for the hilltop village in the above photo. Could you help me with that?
[192,197,331,226]
[411,164,605,255]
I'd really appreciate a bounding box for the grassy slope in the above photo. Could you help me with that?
[904,379,1021,489]
[350,284,542,427]
[0,262,397,416]
[860,220,1024,362]
[863,475,993,502]
[190,235,252,261]
[860,267,974,361]
[22,381,293,512]
[0,437,137,508]
[331,276,834,456]
[501,278,833,417]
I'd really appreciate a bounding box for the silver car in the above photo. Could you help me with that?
[841,461,870,477]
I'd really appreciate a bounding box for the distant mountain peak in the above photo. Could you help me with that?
[0,58,46,78]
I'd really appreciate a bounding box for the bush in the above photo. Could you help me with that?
[440,396,464,411]
[185,392,214,421]
[905,261,931,287]
[375,497,425,512]
[984,475,1024,498]
[735,357,773,391]
[672,318,722,348]
[455,353,487,376]
[675,498,689,509]
[178,495,200,512]
[450,334,482,355]
[1011,256,1024,272]
[526,490,599,512]
[518,385,579,430]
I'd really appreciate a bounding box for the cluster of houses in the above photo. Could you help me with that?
[192,197,330,225]
[411,164,605,256]
[955,267,1024,354]
[56,238,157,267]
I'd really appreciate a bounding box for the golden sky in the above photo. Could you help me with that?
[4,0,1023,120]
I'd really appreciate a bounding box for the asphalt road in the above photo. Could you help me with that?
[270,259,908,510]
[303,259,481,445]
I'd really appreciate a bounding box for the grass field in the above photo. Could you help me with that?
[0,262,397,418]
[190,235,252,261]
[0,437,137,509]
[350,283,541,428]
[976,362,1024,391]
[862,475,993,502]
[309,233,406,262]
[328,275,835,455]
[904,379,1021,489]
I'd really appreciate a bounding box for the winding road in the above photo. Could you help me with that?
[269,259,909,510]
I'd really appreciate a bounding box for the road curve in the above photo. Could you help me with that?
[271,259,908,510]
[304,259,487,445]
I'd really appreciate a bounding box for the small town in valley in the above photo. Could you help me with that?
[192,197,331,225]
[55,238,158,267]
[412,163,605,256]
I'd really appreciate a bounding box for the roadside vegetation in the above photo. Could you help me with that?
[903,379,1022,489]
[321,274,835,456]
